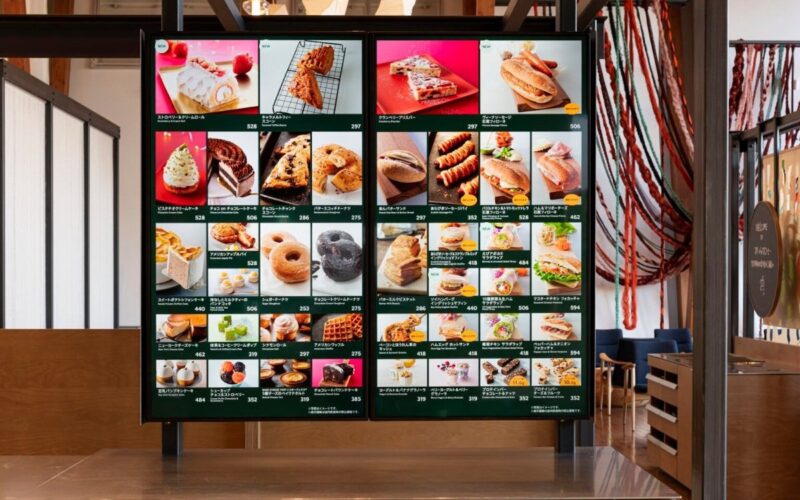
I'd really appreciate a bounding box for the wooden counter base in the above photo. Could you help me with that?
[1,447,680,499]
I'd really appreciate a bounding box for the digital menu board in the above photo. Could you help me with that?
[370,35,593,418]
[143,35,367,420]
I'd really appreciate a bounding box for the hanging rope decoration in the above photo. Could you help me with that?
[595,0,695,329]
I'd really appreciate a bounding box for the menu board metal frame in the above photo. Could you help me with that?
[141,32,370,422]
[368,32,595,420]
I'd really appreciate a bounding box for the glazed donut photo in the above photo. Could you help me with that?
[259,223,312,297]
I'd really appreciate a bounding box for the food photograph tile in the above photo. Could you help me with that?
[479,39,582,115]
[311,222,363,296]
[479,358,531,387]
[207,222,259,252]
[155,131,207,206]
[155,359,208,389]
[531,312,582,342]
[376,358,427,388]
[376,39,479,115]
[428,267,478,297]
[259,222,312,297]
[259,39,363,115]
[155,39,259,115]
[531,222,582,296]
[260,313,313,343]
[260,359,313,389]
[209,359,259,388]
[480,312,531,342]
[207,131,260,206]
[208,313,259,343]
[376,131,428,206]
[208,267,260,297]
[311,131,364,206]
[479,131,531,206]
[428,312,479,343]
[530,357,582,386]
[375,223,428,296]
[259,131,312,206]
[480,268,531,297]
[311,312,362,343]
[311,358,363,388]
[530,130,583,205]
[377,313,427,343]
[155,313,209,344]
[428,223,478,251]
[427,131,480,206]
[479,222,531,251]
[428,359,480,387]
[155,222,207,297]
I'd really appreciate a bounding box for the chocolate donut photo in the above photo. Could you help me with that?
[311,223,363,296]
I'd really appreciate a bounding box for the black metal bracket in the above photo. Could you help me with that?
[162,421,184,456]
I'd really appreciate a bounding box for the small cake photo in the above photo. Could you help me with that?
[259,222,312,297]
[208,268,259,297]
[155,223,206,297]
[156,313,208,343]
[311,358,363,388]
[155,131,207,206]
[259,313,312,343]
[311,131,364,206]
[208,223,258,252]
[376,359,427,388]
[156,359,207,388]
[208,314,259,343]
[207,131,259,206]
[209,359,258,388]
[155,39,258,115]
[311,223,363,296]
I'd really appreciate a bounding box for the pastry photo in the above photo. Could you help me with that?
[531,131,582,203]
[428,223,477,252]
[378,313,426,343]
[259,131,311,206]
[209,359,258,388]
[479,222,530,251]
[312,313,363,342]
[260,39,363,115]
[377,131,428,206]
[259,313,312,343]
[376,359,427,388]
[480,358,531,387]
[376,39,479,115]
[479,131,531,206]
[155,131,207,206]
[427,131,480,205]
[531,312,580,341]
[155,223,206,296]
[208,314,259,343]
[480,313,530,342]
[260,359,312,388]
[208,268,259,296]
[155,314,208,343]
[479,39,582,114]
[156,359,208,388]
[208,223,257,252]
[207,131,259,206]
[312,223,363,296]
[376,224,428,295]
[155,39,258,115]
[532,358,582,386]
[479,268,530,296]
[312,358,363,388]
[532,222,582,295]
[259,222,312,297]
[429,267,478,297]
[311,131,363,206]
[429,312,478,342]
[429,359,479,387]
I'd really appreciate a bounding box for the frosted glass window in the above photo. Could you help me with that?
[51,108,86,328]
[3,82,47,328]
[88,126,115,328]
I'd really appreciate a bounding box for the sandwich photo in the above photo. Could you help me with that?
[538,312,574,341]
[480,222,530,251]
[533,253,582,293]
[479,131,531,205]
[430,267,475,297]
[429,223,477,252]
[479,39,583,114]
[428,131,481,206]
[531,131,582,201]
[377,132,428,206]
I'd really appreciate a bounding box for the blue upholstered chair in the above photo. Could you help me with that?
[655,328,693,353]
[615,338,679,390]
[595,329,623,366]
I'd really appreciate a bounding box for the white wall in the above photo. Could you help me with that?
[730,0,800,41]
[70,60,140,327]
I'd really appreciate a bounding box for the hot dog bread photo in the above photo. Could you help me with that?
[500,58,557,104]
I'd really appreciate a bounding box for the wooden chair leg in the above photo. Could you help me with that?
[622,369,628,425]
[598,364,604,414]
[606,367,612,416]
[631,365,637,432]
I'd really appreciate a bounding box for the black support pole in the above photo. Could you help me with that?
[556,0,577,32]
[691,0,728,496]
[162,0,184,32]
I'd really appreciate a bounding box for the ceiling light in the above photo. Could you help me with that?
[242,0,269,16]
